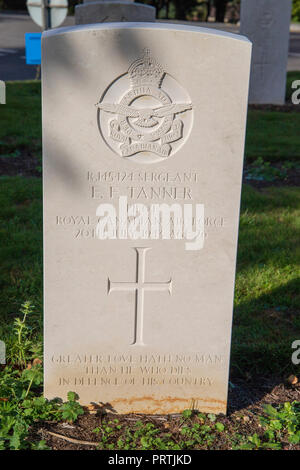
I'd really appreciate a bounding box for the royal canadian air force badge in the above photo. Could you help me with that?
[97,49,193,163]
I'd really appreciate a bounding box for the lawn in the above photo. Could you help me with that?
[1,77,300,165]
[0,79,299,450]
[246,110,300,162]
[0,81,41,157]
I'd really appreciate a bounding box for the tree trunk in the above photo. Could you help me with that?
[214,0,227,22]
[166,0,170,19]
[173,0,187,20]
[205,0,212,22]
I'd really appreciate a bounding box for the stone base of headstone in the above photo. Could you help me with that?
[240,0,292,105]
[75,0,156,25]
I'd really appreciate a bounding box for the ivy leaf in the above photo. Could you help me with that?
[182,409,193,419]
[215,422,225,432]
[208,413,216,422]
[67,391,78,402]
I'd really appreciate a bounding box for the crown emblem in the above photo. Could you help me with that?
[128,49,165,88]
[97,49,193,161]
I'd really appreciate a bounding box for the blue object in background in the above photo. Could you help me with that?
[25,33,42,65]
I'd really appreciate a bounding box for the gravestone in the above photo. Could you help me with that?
[75,0,156,25]
[0,340,5,364]
[42,23,251,414]
[240,0,292,104]
[0,80,5,105]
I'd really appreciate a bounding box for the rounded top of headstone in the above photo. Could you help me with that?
[43,22,251,45]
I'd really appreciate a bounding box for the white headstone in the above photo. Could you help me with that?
[0,340,6,364]
[240,0,292,104]
[42,23,251,414]
[75,0,156,25]
[0,80,5,105]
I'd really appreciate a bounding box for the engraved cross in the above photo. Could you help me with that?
[108,247,172,346]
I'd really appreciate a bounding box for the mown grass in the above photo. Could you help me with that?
[286,71,300,102]
[0,176,299,378]
[0,177,43,351]
[0,76,299,450]
[245,71,300,162]
[0,201,299,450]
[232,186,300,376]
[0,79,299,375]
[1,73,300,163]
[0,81,41,157]
[245,111,300,162]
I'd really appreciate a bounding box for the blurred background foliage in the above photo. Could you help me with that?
[0,0,298,22]
[293,0,300,21]
[0,0,238,22]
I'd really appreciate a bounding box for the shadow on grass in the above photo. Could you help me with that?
[0,177,299,413]
[231,277,300,376]
[237,184,299,274]
[226,277,300,413]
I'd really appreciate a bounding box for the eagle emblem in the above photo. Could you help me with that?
[97,49,193,161]
[97,103,192,128]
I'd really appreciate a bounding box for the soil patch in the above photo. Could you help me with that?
[0,150,41,178]
[29,377,300,450]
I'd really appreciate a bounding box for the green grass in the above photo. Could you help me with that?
[1,75,300,164]
[0,177,42,345]
[0,79,299,375]
[245,111,300,162]
[286,71,300,102]
[0,79,299,450]
[232,185,300,376]
[0,176,299,378]
[0,81,41,157]
[245,71,300,162]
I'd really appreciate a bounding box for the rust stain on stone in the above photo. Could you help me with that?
[109,395,227,414]
[111,395,226,406]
